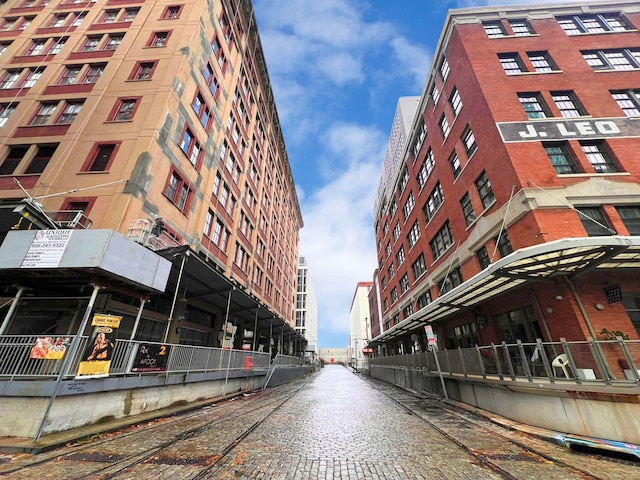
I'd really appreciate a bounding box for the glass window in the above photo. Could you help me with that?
[577,207,614,236]
[0,103,17,127]
[551,91,585,117]
[544,142,579,174]
[449,152,461,179]
[580,141,618,173]
[58,101,82,123]
[499,53,525,75]
[528,51,556,73]
[31,103,57,125]
[461,193,475,227]
[113,99,136,121]
[611,90,640,116]
[476,246,490,270]
[449,87,462,116]
[87,144,115,171]
[423,182,444,222]
[616,206,640,235]
[518,92,548,118]
[483,21,506,38]
[439,114,450,138]
[430,221,454,260]
[60,65,81,84]
[475,171,495,209]
[509,19,534,36]
[496,231,513,256]
[84,64,104,83]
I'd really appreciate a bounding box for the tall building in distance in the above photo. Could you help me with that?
[349,281,372,369]
[0,0,302,347]
[296,256,318,354]
[371,0,640,357]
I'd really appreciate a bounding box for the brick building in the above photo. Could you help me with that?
[370,0,640,356]
[0,0,303,350]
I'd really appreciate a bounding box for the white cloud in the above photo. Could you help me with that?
[298,123,386,336]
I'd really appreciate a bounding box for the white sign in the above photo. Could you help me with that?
[20,229,73,268]
[425,325,436,345]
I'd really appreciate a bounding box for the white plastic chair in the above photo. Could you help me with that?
[552,353,570,378]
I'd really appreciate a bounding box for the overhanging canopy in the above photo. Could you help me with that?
[159,246,305,345]
[369,236,640,346]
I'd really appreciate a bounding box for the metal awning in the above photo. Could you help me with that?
[369,236,640,346]
[159,246,305,344]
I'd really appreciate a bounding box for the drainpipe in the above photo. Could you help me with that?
[0,286,25,336]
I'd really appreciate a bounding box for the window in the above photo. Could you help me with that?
[202,63,219,97]
[582,49,640,71]
[149,31,169,47]
[392,221,401,242]
[0,103,17,127]
[462,127,477,156]
[518,92,548,119]
[48,37,66,55]
[411,253,427,280]
[440,57,450,81]
[83,63,105,83]
[387,263,395,279]
[528,51,557,73]
[577,207,614,236]
[385,242,391,258]
[431,84,440,105]
[163,6,182,19]
[398,167,409,192]
[396,246,405,266]
[581,141,618,173]
[123,8,139,22]
[423,182,444,222]
[544,142,579,174]
[499,53,525,75]
[85,143,116,171]
[400,273,410,294]
[390,288,398,304]
[0,70,21,89]
[164,170,192,213]
[24,144,57,174]
[59,65,81,84]
[0,42,11,57]
[417,149,435,189]
[460,193,475,226]
[439,267,463,295]
[475,171,495,209]
[0,146,28,175]
[509,19,534,36]
[131,61,155,81]
[430,221,454,260]
[449,152,461,179]
[234,243,249,271]
[611,90,640,116]
[558,13,632,35]
[476,246,490,270]
[403,304,414,320]
[483,21,506,38]
[417,291,432,309]
[407,220,420,249]
[31,103,57,125]
[102,10,117,23]
[439,114,450,138]
[72,12,86,26]
[496,231,513,257]
[26,39,46,56]
[412,121,427,159]
[449,87,462,116]
[551,91,585,117]
[617,206,640,235]
[105,34,123,50]
[179,127,202,167]
[111,98,137,121]
[57,101,83,123]
[21,67,43,88]
[402,191,415,220]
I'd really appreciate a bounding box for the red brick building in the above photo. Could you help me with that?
[371,0,640,356]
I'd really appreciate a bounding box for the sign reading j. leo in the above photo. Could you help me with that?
[497,116,640,143]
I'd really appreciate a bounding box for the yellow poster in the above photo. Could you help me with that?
[76,314,121,378]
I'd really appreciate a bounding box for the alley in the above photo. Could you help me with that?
[0,365,638,479]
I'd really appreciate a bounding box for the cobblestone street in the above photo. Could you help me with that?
[1,365,638,479]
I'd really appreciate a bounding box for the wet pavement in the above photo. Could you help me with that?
[0,364,638,479]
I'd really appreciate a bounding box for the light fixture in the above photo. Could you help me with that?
[556,295,563,300]
[595,303,605,311]
[546,307,554,314]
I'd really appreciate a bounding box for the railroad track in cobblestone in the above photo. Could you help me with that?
[372,381,615,480]
[0,379,310,479]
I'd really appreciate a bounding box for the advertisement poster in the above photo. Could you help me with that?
[76,314,121,378]
[130,343,170,372]
[30,337,70,360]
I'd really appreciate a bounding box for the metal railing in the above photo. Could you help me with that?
[368,337,640,385]
[0,335,275,380]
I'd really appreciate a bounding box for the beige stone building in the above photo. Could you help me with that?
[0,0,303,348]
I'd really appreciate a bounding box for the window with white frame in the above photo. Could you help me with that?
[499,53,525,75]
[483,21,506,38]
[417,148,435,189]
[402,191,415,220]
[558,13,632,35]
[396,246,405,266]
[449,87,462,116]
[439,113,450,138]
[509,18,534,36]
[551,91,585,117]
[580,141,618,173]
[528,51,557,72]
[582,49,640,71]
[407,220,420,248]
[611,90,640,116]
[518,92,548,118]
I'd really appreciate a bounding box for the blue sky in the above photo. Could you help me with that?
[252,0,589,347]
